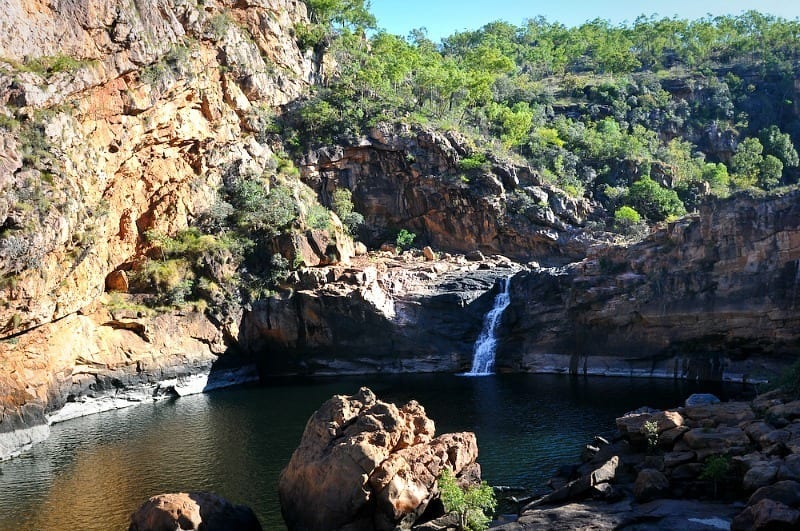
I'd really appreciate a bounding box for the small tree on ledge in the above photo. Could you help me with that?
[438,468,497,531]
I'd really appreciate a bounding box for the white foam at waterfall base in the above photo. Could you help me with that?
[465,277,512,376]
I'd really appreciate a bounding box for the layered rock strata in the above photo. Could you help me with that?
[278,387,480,531]
[300,122,600,263]
[0,0,315,459]
[500,189,800,380]
[242,252,523,374]
[0,294,258,460]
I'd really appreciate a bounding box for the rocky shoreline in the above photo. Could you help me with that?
[495,391,800,530]
[121,388,800,530]
[0,362,258,461]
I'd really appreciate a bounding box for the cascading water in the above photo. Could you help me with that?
[466,277,512,376]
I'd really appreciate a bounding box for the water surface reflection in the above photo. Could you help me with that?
[0,374,743,530]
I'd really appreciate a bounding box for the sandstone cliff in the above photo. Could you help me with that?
[300,122,601,263]
[0,0,318,459]
[499,189,800,381]
[242,252,523,374]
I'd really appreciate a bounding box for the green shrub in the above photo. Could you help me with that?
[331,188,364,234]
[699,455,730,497]
[438,468,496,531]
[294,22,326,50]
[615,205,641,224]
[230,181,296,236]
[13,54,90,75]
[626,176,686,222]
[613,206,648,238]
[274,152,301,178]
[642,419,659,453]
[458,153,489,172]
[395,229,416,250]
[133,258,197,307]
[209,13,233,39]
[306,203,331,230]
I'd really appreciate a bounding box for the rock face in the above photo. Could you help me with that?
[0,295,259,460]
[501,189,800,380]
[0,0,314,458]
[129,492,262,531]
[242,253,523,374]
[0,0,318,338]
[300,122,600,263]
[278,387,480,531]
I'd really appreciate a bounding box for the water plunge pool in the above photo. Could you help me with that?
[0,373,746,530]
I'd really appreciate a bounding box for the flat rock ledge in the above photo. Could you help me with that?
[496,392,800,530]
[278,387,480,531]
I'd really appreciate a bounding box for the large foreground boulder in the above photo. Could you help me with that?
[278,387,480,530]
[128,492,262,531]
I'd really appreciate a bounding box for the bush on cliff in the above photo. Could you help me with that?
[613,206,648,238]
[438,468,496,531]
[625,176,686,222]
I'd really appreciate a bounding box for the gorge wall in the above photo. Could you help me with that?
[0,0,318,459]
[241,253,522,374]
[499,189,800,381]
[299,122,600,264]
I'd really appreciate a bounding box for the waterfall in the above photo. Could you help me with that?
[466,277,512,376]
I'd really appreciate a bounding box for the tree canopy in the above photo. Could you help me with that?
[283,7,800,233]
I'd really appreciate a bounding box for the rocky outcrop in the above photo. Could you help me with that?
[129,491,262,531]
[0,294,258,460]
[300,122,601,263]
[500,189,800,380]
[241,252,523,374]
[500,392,800,530]
[278,387,480,531]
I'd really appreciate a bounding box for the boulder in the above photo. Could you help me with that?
[682,427,749,452]
[615,410,656,444]
[684,402,755,427]
[660,426,689,446]
[778,454,800,481]
[615,409,683,446]
[743,464,780,492]
[128,492,261,531]
[423,246,436,261]
[105,270,129,293]
[747,480,800,507]
[767,400,800,422]
[744,421,774,444]
[354,241,368,255]
[653,410,684,432]
[732,499,800,531]
[685,394,720,407]
[525,456,619,508]
[633,469,670,502]
[663,451,695,469]
[278,388,479,531]
[465,250,485,262]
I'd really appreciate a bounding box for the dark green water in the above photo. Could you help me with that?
[0,374,743,530]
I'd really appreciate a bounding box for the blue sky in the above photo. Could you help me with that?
[369,0,800,42]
